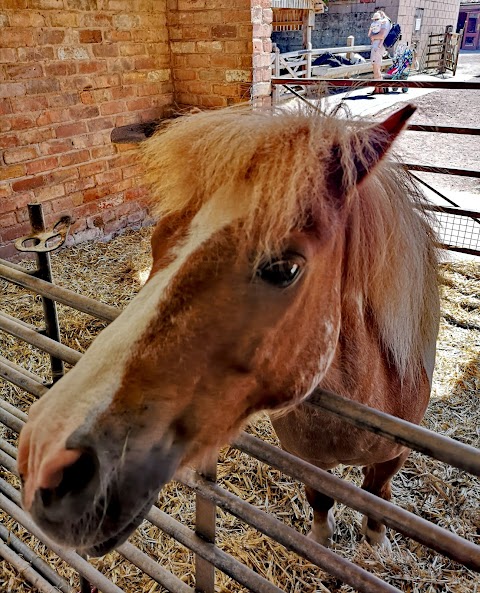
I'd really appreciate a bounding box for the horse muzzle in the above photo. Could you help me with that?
[23,438,185,556]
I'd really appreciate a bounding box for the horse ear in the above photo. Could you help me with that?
[355,104,416,184]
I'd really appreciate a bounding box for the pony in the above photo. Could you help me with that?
[18,104,439,557]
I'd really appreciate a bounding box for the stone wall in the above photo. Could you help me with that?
[0,0,272,260]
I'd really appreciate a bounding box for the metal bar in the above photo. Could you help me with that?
[0,481,126,593]
[0,524,74,593]
[407,124,480,136]
[0,406,24,433]
[0,311,82,366]
[272,78,480,89]
[234,433,480,572]
[0,435,18,459]
[28,204,65,383]
[425,204,480,218]
[0,447,17,474]
[195,455,217,593]
[0,261,120,322]
[412,174,471,210]
[307,389,480,477]
[0,538,61,593]
[439,245,480,257]
[118,541,194,593]
[0,399,28,422]
[0,310,38,331]
[404,163,480,178]
[146,506,285,593]
[0,359,49,398]
[0,353,48,383]
[177,468,401,593]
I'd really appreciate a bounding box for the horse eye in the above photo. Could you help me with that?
[256,255,304,288]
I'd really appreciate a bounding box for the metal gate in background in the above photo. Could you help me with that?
[423,26,463,75]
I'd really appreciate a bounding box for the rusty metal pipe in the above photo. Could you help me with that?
[0,312,81,366]
[308,389,480,477]
[235,432,480,572]
[0,398,28,423]
[0,481,126,593]
[177,468,401,593]
[0,261,119,322]
[0,538,61,593]
[0,406,24,433]
[118,541,194,593]
[0,524,74,593]
[0,359,49,398]
[146,505,285,593]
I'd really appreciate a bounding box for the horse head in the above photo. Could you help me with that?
[18,105,420,555]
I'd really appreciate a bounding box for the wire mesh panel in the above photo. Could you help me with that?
[428,207,480,256]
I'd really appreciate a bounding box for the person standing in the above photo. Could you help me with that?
[368,11,391,81]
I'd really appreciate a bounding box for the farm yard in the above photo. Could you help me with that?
[1,225,479,593]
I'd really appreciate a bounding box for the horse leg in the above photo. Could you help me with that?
[305,484,335,546]
[360,450,410,550]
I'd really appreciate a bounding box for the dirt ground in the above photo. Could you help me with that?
[396,52,480,197]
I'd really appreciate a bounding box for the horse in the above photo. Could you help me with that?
[18,104,439,557]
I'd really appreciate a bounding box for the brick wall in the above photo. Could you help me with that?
[1,1,273,261]
[167,0,271,108]
[0,0,174,260]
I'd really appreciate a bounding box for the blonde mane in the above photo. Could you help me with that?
[142,107,439,381]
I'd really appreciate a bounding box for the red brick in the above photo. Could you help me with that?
[0,165,25,181]
[79,30,103,44]
[95,169,122,186]
[212,25,237,38]
[91,145,116,159]
[99,100,127,115]
[26,157,59,175]
[0,99,12,116]
[58,150,90,167]
[4,146,39,164]
[0,48,17,63]
[7,63,43,80]
[92,44,119,58]
[45,62,77,77]
[125,186,148,201]
[39,138,75,155]
[36,109,69,126]
[0,82,26,98]
[0,212,18,228]
[77,61,107,75]
[0,134,19,148]
[1,222,33,243]
[47,92,79,108]
[86,117,114,132]
[68,105,100,120]
[26,79,61,95]
[106,31,131,42]
[40,30,65,45]
[18,127,55,146]
[11,96,49,112]
[34,183,66,201]
[65,177,95,194]
[12,176,45,192]
[79,161,106,177]
[83,185,112,203]
[46,167,79,185]
[9,115,35,130]
[17,47,55,61]
[55,122,88,138]
[3,29,36,48]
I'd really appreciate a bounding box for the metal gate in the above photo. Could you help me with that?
[423,27,463,75]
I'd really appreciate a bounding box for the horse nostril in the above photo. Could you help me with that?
[40,450,99,508]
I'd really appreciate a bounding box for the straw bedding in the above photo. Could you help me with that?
[1,227,479,593]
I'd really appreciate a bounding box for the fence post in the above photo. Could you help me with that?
[195,454,217,593]
[347,35,355,61]
[273,44,280,104]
